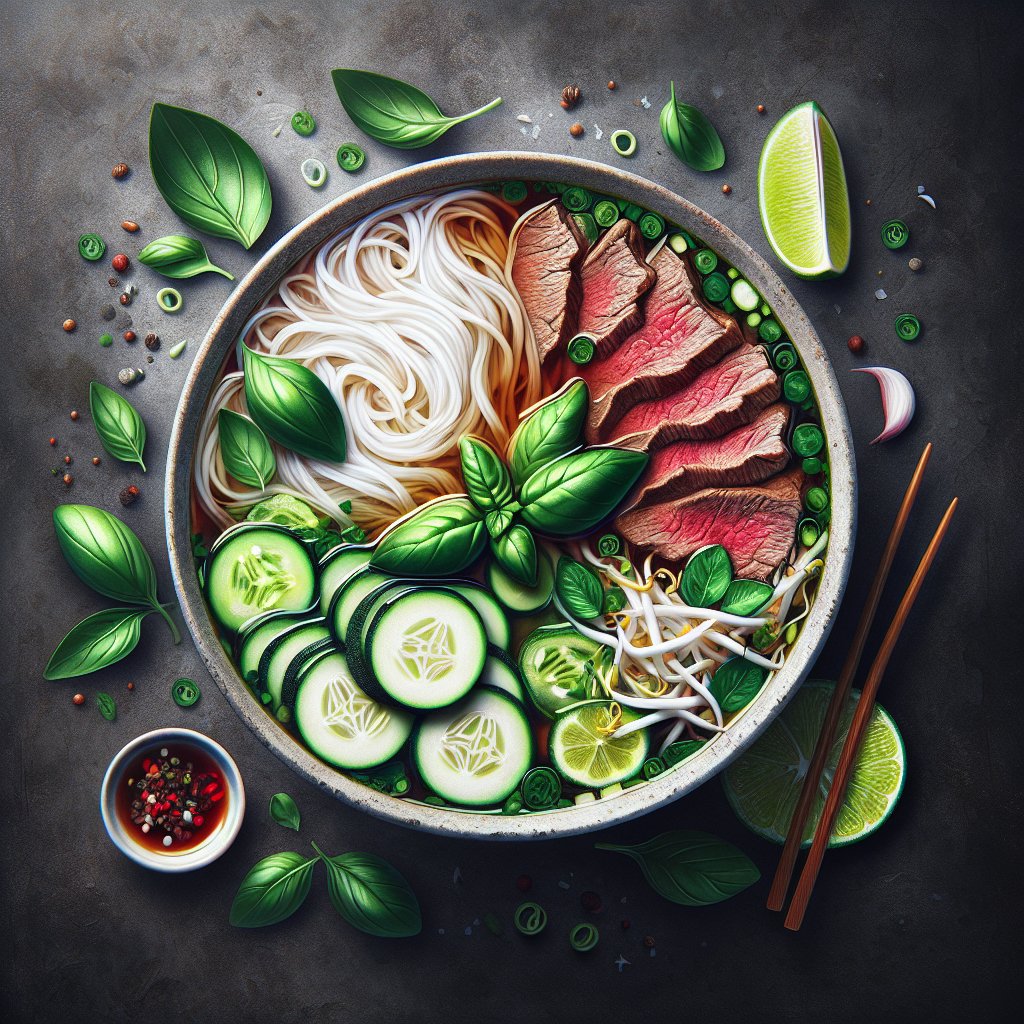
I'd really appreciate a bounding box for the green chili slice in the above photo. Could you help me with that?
[157,287,183,313]
[567,334,596,365]
[291,110,316,136]
[561,186,592,213]
[881,219,909,249]
[336,143,365,172]
[569,922,599,952]
[693,248,718,274]
[610,129,637,157]
[514,901,547,936]
[172,677,201,707]
[593,200,619,227]
[78,233,106,261]
[501,180,527,204]
[894,313,921,341]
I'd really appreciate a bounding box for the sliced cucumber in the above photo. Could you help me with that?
[344,580,418,690]
[479,647,525,702]
[518,624,603,718]
[205,523,316,633]
[237,610,313,684]
[487,549,554,614]
[364,589,486,710]
[329,567,390,645]
[446,582,511,649]
[279,636,337,709]
[261,619,332,709]
[549,700,650,788]
[413,686,534,806]
[318,544,373,616]
[294,649,414,770]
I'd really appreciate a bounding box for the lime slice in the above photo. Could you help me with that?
[722,680,905,848]
[758,101,851,279]
[549,701,650,789]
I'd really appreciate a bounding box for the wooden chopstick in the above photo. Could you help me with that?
[783,496,959,931]
[766,443,933,912]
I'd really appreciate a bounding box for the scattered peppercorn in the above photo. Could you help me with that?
[146,355,154,364]
[73,693,86,706]
[561,85,582,109]
[64,455,72,465]
[63,318,76,332]
[144,333,160,351]
[127,681,135,692]
[580,891,603,913]
[515,874,533,893]
[569,123,585,138]
[722,183,732,195]
[865,198,872,206]
[49,437,57,446]
[108,277,119,287]
[256,89,263,96]
[123,330,136,342]
[112,253,129,272]
[63,473,73,486]
[112,163,130,179]
[643,935,656,949]
[607,80,617,90]
[847,334,865,353]
[908,257,923,272]
[119,484,141,506]
[119,292,132,306]
[757,104,766,114]
[70,410,79,421]
[121,221,140,233]
[92,457,101,466]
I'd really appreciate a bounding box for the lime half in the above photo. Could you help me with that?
[723,680,905,848]
[549,701,650,789]
[758,101,851,279]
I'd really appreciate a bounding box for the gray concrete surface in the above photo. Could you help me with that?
[2,1,1020,1021]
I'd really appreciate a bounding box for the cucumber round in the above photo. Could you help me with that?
[487,549,553,614]
[261,619,331,709]
[205,524,316,633]
[413,686,534,806]
[518,624,604,718]
[329,567,390,645]
[237,610,313,684]
[318,544,373,616]
[295,649,414,770]
[364,589,486,710]
[548,700,650,788]
[446,582,511,649]
[479,647,525,702]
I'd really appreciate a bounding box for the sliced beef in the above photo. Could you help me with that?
[633,404,791,505]
[579,245,744,437]
[599,344,780,449]
[576,219,657,359]
[616,468,804,582]
[510,201,587,363]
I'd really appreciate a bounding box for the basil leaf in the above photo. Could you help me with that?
[149,103,272,249]
[331,69,501,150]
[218,409,276,490]
[96,692,117,721]
[484,508,514,539]
[709,657,767,712]
[596,830,759,906]
[555,557,604,619]
[44,606,153,680]
[459,437,513,512]
[372,497,486,576]
[89,381,147,471]
[659,82,726,172]
[490,525,538,586]
[508,379,588,487]
[137,234,234,280]
[313,843,422,938]
[242,347,347,462]
[245,494,321,529]
[720,579,774,616]
[681,544,733,607]
[229,852,317,928]
[519,448,648,536]
[269,793,301,832]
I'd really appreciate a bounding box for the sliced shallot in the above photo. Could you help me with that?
[853,366,916,444]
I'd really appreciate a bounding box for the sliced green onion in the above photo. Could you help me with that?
[726,266,739,280]
[881,219,909,249]
[157,287,183,313]
[336,143,365,172]
[720,297,737,314]
[562,186,592,213]
[792,423,824,457]
[783,370,811,403]
[802,456,823,475]
[667,232,689,254]
[172,677,201,707]
[301,158,327,188]
[693,248,718,274]
[569,922,599,952]
[642,756,666,780]
[603,586,626,614]
[746,312,762,329]
[619,201,644,222]
[514,902,547,936]
[501,792,523,815]
[894,313,921,341]
[701,272,730,303]
[731,279,760,311]
[610,129,637,157]
[291,111,316,136]
[593,199,619,227]
[501,180,527,203]
[759,318,783,343]
[597,533,621,557]
[760,302,771,316]
[78,233,106,261]
[771,342,797,371]
[521,766,562,810]
[572,213,599,244]
[567,334,596,365]
[805,486,829,514]
[799,518,820,547]
[638,211,665,240]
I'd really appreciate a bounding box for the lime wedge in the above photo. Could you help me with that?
[549,701,650,789]
[722,680,905,848]
[758,101,851,279]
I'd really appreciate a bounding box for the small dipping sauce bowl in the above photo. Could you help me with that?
[100,728,245,872]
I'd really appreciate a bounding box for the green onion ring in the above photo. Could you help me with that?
[567,333,597,365]
[569,922,599,952]
[78,233,106,261]
[593,200,619,227]
[881,219,909,249]
[693,248,719,274]
[597,533,621,557]
[157,287,183,313]
[501,180,527,203]
[336,143,365,172]
[894,313,921,341]
[561,186,592,213]
[520,767,562,811]
[638,211,665,240]
[610,129,637,157]
[514,902,547,936]
[301,158,327,188]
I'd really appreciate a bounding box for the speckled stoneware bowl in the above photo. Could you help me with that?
[166,153,856,840]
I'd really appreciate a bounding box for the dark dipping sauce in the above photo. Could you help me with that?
[115,743,228,853]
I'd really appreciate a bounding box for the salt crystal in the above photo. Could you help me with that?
[615,955,630,972]
[160,748,168,757]
[558,880,570,890]
[163,835,173,847]
[520,126,529,136]
[182,810,192,823]
[272,125,282,137]
[593,125,603,140]
[531,125,541,140]
[712,85,725,99]
[875,289,888,300]
[834,304,841,315]
[917,185,926,194]
[649,947,656,957]
[516,114,532,123]
[464,926,472,936]
[639,96,651,109]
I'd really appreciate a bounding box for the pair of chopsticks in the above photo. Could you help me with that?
[766,442,957,930]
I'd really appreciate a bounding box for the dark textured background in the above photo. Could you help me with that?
[2,1,1021,1021]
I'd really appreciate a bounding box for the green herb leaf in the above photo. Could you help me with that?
[519,447,648,536]
[555,557,605,619]
[269,793,301,832]
[242,347,347,462]
[720,579,774,616]
[659,82,726,172]
[137,234,234,280]
[96,692,117,721]
[595,830,759,906]
[229,852,317,928]
[680,545,733,607]
[218,409,277,490]
[490,524,538,586]
[89,381,147,471]
[484,508,514,539]
[459,437,513,512]
[508,379,588,487]
[313,843,422,938]
[709,657,767,712]
[372,497,486,576]
[245,494,321,529]
[331,69,502,150]
[44,606,154,680]
[149,103,272,249]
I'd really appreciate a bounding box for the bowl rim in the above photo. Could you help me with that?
[165,151,857,840]
[99,727,246,871]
